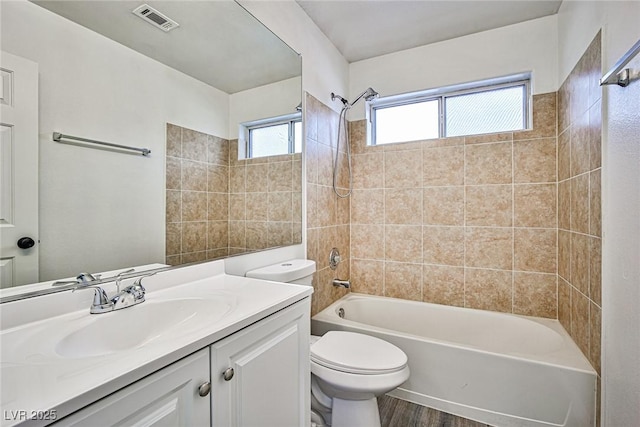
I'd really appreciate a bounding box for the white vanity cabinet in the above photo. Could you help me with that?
[53,349,211,426]
[50,298,310,427]
[210,299,310,427]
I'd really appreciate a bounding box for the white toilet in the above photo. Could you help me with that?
[246,260,410,427]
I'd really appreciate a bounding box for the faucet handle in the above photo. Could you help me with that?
[88,287,110,306]
[88,287,113,314]
[71,285,112,314]
[123,271,156,302]
[115,268,135,293]
[132,271,157,288]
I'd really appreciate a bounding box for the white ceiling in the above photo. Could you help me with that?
[32,1,301,94]
[296,0,563,62]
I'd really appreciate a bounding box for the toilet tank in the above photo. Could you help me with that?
[245,259,316,286]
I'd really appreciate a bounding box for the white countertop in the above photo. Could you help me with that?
[0,262,312,426]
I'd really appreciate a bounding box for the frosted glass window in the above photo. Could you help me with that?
[375,100,439,145]
[370,76,529,146]
[445,85,525,137]
[250,123,289,158]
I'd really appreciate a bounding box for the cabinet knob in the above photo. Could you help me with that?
[222,367,234,381]
[198,381,211,397]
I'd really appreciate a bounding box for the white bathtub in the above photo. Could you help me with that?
[311,293,596,427]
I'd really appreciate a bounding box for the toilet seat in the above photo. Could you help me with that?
[310,331,407,375]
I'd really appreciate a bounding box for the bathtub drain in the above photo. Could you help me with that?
[338,308,345,318]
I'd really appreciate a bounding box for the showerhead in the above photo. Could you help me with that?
[363,87,379,101]
[350,87,379,106]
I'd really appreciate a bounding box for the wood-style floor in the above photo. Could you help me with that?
[378,395,492,427]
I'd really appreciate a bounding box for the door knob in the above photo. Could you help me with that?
[17,237,35,249]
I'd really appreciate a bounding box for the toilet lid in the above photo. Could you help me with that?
[310,331,407,375]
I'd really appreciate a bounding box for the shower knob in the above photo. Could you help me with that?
[329,248,341,270]
[17,237,35,249]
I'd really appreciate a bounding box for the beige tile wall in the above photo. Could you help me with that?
[228,141,302,254]
[348,92,559,318]
[305,94,350,315]
[166,124,303,265]
[166,123,231,265]
[557,33,602,381]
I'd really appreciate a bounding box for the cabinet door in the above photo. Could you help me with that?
[54,349,210,427]
[211,299,310,427]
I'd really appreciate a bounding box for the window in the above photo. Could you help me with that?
[370,75,529,145]
[242,113,302,159]
[375,99,439,145]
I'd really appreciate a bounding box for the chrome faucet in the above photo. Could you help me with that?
[332,279,350,289]
[53,270,155,314]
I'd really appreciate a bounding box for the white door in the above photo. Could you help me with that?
[0,51,39,288]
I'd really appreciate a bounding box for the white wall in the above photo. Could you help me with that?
[348,15,558,120]
[239,0,350,113]
[229,76,301,140]
[557,2,640,425]
[1,1,229,281]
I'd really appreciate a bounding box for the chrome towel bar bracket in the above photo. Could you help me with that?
[600,38,640,87]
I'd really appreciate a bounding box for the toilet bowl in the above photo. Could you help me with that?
[310,331,410,426]
[246,260,410,427]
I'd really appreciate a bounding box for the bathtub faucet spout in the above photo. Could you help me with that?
[332,279,350,289]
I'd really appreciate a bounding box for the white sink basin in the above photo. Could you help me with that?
[55,298,232,358]
[0,261,313,427]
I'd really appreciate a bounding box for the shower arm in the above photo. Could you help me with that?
[349,87,379,107]
[331,87,379,109]
[349,90,369,106]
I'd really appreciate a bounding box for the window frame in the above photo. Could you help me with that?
[368,74,531,146]
[241,112,302,159]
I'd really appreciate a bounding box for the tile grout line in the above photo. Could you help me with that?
[382,147,386,298]
[511,136,515,314]
[420,143,425,302]
[463,139,467,308]
[555,90,560,321]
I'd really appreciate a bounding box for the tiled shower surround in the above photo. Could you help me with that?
[301,33,600,384]
[347,92,559,317]
[165,123,302,265]
[305,94,351,315]
[557,33,602,379]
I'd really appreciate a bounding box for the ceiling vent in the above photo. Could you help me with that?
[132,4,179,32]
